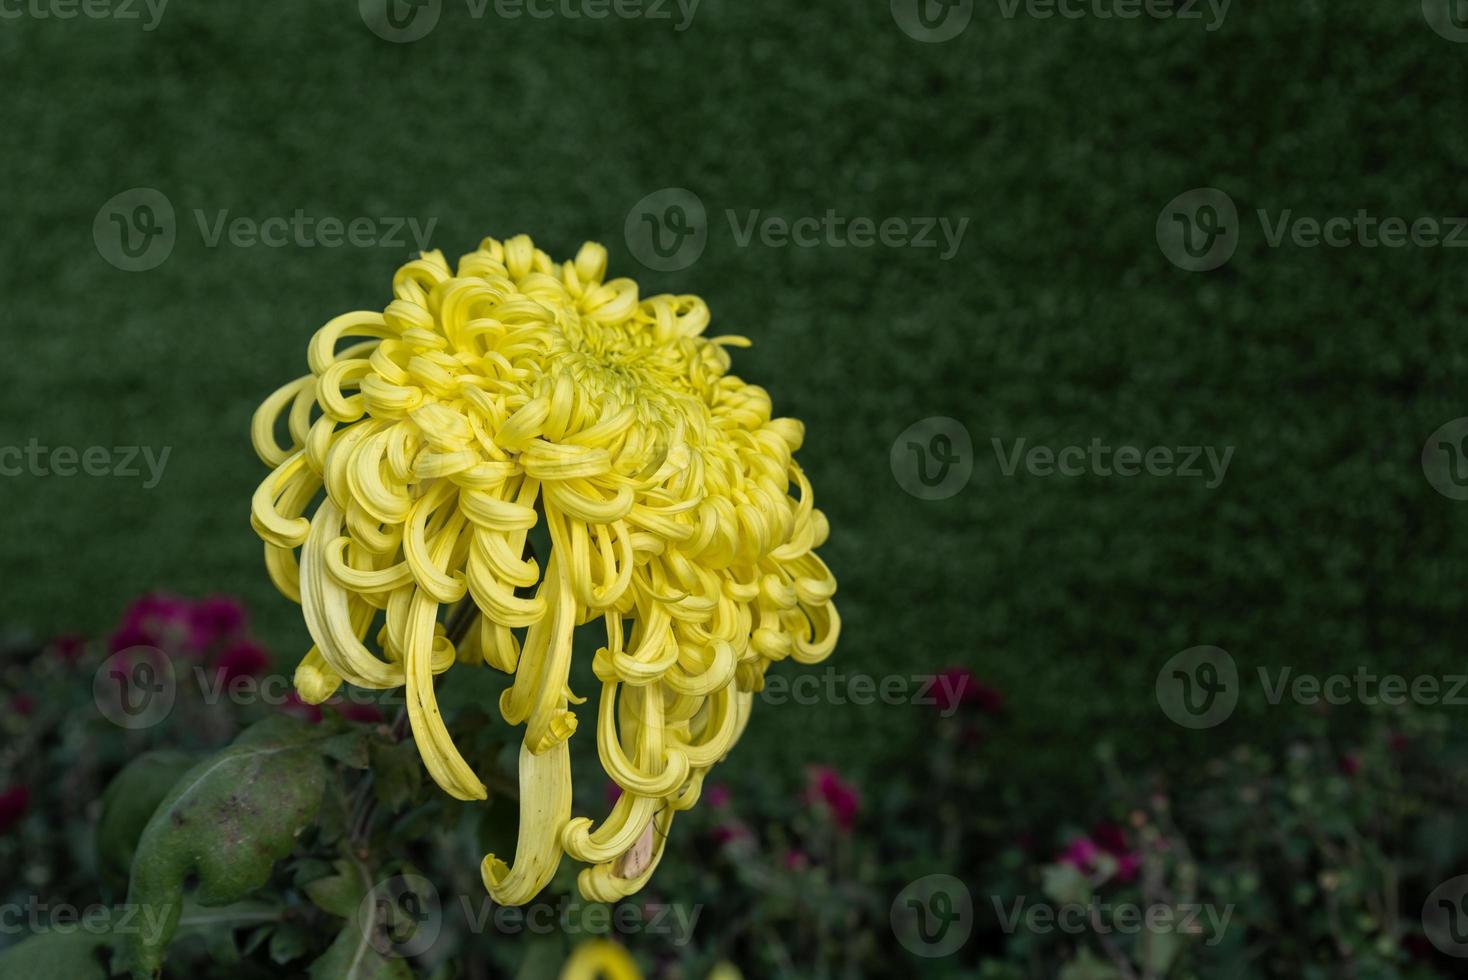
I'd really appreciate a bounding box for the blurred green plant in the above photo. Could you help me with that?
[2,600,1466,979]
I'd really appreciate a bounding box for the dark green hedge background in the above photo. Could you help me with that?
[2,0,1466,810]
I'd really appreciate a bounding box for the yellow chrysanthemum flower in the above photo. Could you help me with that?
[250,234,838,905]
[559,939,742,980]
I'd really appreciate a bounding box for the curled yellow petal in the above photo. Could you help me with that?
[250,234,840,907]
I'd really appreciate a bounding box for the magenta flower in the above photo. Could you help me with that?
[108,622,156,655]
[712,822,751,845]
[1062,824,1142,884]
[806,765,861,831]
[1059,837,1101,872]
[704,783,731,809]
[112,593,194,653]
[1338,754,1362,777]
[0,786,29,833]
[783,849,810,871]
[280,691,323,724]
[9,694,35,717]
[1093,823,1142,882]
[214,640,269,682]
[50,633,86,664]
[336,702,386,725]
[933,666,1004,715]
[1116,853,1142,883]
[188,595,247,650]
[1091,822,1128,855]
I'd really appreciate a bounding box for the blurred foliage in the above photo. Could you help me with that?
[5,1,1468,977]
[2,0,1467,819]
[4,601,1468,977]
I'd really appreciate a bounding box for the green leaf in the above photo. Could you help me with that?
[293,858,338,888]
[308,921,416,980]
[1141,920,1186,974]
[1040,862,1092,907]
[173,898,282,947]
[96,750,198,881]
[243,923,274,956]
[118,716,335,979]
[1058,948,1123,980]
[513,934,569,980]
[269,923,312,965]
[306,857,372,919]
[322,731,373,770]
[0,929,111,980]
[371,739,423,810]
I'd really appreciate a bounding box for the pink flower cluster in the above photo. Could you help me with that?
[109,592,269,683]
[697,765,863,867]
[280,692,385,726]
[806,765,861,832]
[0,786,29,833]
[1058,822,1142,884]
